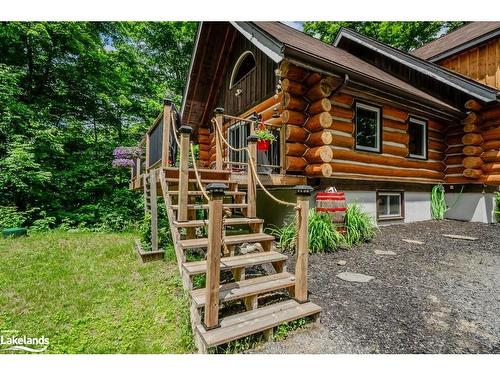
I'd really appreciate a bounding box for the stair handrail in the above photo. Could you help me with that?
[211,116,296,209]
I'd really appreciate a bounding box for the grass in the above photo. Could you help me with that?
[0,230,193,354]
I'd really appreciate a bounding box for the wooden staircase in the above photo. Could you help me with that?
[136,105,321,353]
[153,167,321,353]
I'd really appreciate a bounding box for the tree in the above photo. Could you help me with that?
[302,21,467,51]
[0,22,197,229]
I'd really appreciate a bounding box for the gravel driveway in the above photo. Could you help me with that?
[252,220,500,354]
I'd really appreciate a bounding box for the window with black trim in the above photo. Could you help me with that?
[408,117,427,159]
[229,51,256,89]
[355,102,381,152]
[377,191,404,220]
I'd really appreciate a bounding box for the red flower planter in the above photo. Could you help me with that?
[257,140,270,151]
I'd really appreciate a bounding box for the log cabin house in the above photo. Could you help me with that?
[171,21,499,224]
[133,21,500,225]
[129,21,500,352]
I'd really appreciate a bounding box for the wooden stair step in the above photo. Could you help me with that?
[190,272,295,308]
[180,232,275,250]
[196,300,321,348]
[171,203,248,211]
[174,217,263,228]
[168,191,246,197]
[165,178,237,185]
[182,250,287,276]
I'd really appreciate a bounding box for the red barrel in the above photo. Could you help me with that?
[315,192,347,232]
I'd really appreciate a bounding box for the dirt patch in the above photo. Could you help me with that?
[252,220,500,354]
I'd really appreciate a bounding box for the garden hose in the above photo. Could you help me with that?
[431,184,465,220]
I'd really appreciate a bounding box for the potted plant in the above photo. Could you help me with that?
[254,128,276,151]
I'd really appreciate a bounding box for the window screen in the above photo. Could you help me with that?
[355,103,381,152]
[377,192,403,219]
[409,117,427,159]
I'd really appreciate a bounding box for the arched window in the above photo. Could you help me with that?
[229,51,256,89]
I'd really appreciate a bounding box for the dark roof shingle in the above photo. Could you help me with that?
[252,22,458,111]
[411,22,500,61]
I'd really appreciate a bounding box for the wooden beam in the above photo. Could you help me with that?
[149,169,158,252]
[204,185,225,329]
[294,186,312,303]
[162,100,172,168]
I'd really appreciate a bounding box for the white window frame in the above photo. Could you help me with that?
[377,191,403,219]
[355,102,381,152]
[229,51,256,89]
[408,117,427,159]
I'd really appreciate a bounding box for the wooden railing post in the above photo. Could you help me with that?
[177,125,192,222]
[204,183,228,330]
[246,134,258,218]
[162,98,173,168]
[294,185,313,303]
[150,169,159,251]
[214,108,224,170]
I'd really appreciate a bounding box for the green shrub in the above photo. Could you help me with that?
[139,203,172,252]
[0,206,26,229]
[344,203,377,246]
[268,209,346,253]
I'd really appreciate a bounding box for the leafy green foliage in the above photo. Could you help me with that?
[139,204,172,251]
[0,22,196,230]
[303,21,467,51]
[344,204,377,246]
[0,206,27,229]
[254,128,277,142]
[268,209,346,253]
[269,204,376,252]
[273,317,310,341]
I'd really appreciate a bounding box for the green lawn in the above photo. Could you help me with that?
[0,231,193,353]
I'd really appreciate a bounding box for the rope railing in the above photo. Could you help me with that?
[212,116,296,209]
[190,142,210,202]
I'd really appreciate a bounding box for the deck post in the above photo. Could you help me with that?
[177,126,192,222]
[204,183,228,330]
[214,108,224,170]
[246,133,258,218]
[150,169,159,251]
[162,98,172,168]
[294,185,313,303]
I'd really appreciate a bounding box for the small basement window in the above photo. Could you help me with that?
[377,191,404,220]
[229,51,256,89]
[355,102,381,152]
[408,117,427,159]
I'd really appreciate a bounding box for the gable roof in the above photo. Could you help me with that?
[242,22,459,113]
[411,22,500,62]
[181,21,461,126]
[333,27,500,104]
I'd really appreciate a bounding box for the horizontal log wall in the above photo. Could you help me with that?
[458,101,500,185]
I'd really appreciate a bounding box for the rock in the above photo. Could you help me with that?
[374,249,396,256]
[238,242,263,254]
[442,234,478,241]
[402,239,424,245]
[337,260,347,266]
[336,272,374,283]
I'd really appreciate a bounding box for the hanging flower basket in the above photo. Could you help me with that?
[257,139,270,151]
[254,128,276,152]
